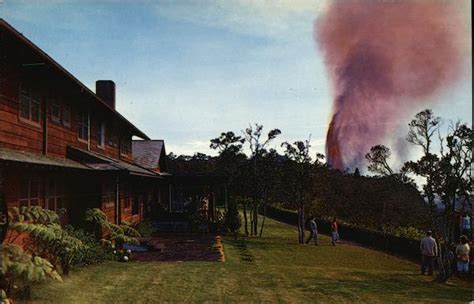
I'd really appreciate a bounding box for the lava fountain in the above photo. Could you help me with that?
[315,0,466,170]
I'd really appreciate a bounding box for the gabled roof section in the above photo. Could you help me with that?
[0,18,149,140]
[132,140,168,172]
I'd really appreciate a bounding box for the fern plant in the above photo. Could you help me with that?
[84,208,140,248]
[1,243,61,299]
[7,206,86,275]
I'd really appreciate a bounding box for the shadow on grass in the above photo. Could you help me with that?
[297,271,472,302]
[226,239,255,263]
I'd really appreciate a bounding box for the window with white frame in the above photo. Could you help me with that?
[62,105,71,127]
[78,110,89,141]
[101,182,115,207]
[46,180,65,212]
[19,85,41,124]
[51,100,60,122]
[120,137,131,155]
[97,122,106,148]
[19,177,40,207]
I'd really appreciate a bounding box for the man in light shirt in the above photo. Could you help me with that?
[420,230,438,276]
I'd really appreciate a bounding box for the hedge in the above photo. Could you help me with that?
[262,205,421,260]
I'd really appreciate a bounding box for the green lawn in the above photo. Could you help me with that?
[24,218,473,303]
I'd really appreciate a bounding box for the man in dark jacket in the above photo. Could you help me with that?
[306,217,319,245]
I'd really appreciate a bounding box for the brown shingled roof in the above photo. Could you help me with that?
[132,140,166,170]
[0,147,90,170]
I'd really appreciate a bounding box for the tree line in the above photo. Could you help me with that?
[168,109,472,246]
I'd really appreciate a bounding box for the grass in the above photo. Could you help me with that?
[24,218,473,303]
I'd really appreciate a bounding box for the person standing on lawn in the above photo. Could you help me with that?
[420,230,438,275]
[306,217,319,245]
[330,217,339,246]
[455,235,470,279]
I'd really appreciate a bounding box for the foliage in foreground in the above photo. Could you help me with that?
[84,208,140,248]
[64,226,115,266]
[1,206,75,300]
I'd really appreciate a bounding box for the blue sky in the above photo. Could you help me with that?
[1,1,471,165]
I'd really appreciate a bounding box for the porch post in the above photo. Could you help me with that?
[168,183,172,212]
[224,184,228,211]
[115,175,120,225]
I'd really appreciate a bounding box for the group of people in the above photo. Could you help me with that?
[305,216,472,280]
[420,230,471,279]
[305,217,339,246]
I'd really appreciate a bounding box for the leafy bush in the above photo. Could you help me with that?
[64,226,115,266]
[382,225,425,240]
[224,201,241,238]
[7,206,85,275]
[1,243,62,300]
[134,219,155,238]
[84,208,140,248]
[187,200,210,232]
[209,211,225,233]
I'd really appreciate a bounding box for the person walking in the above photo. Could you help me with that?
[330,217,339,246]
[455,235,470,280]
[420,230,438,275]
[306,217,319,245]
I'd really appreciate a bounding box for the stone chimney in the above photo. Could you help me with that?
[96,80,116,109]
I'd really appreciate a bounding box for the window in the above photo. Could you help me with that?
[124,190,131,209]
[120,137,131,155]
[102,182,115,207]
[108,131,118,148]
[19,178,40,207]
[51,101,60,122]
[62,105,71,127]
[97,122,105,148]
[19,85,41,124]
[46,180,65,212]
[132,195,140,215]
[78,110,89,141]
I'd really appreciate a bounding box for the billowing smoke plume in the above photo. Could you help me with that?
[315,1,466,171]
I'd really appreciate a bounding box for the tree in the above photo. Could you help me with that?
[281,137,317,244]
[210,131,249,234]
[224,199,242,239]
[403,109,442,226]
[365,145,394,176]
[403,110,472,282]
[242,123,281,236]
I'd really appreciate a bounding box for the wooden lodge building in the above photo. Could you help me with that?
[0,19,173,227]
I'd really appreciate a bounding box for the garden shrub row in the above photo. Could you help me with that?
[263,205,421,260]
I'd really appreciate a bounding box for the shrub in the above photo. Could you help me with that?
[134,219,155,238]
[7,206,85,275]
[64,226,115,266]
[84,208,140,248]
[382,225,425,240]
[209,210,225,233]
[224,201,241,238]
[1,243,62,300]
